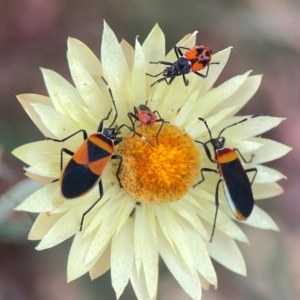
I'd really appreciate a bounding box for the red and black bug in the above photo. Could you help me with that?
[48,77,154,230]
[146,45,219,87]
[194,115,261,242]
[127,103,165,144]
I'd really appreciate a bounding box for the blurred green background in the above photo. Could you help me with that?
[0,0,298,299]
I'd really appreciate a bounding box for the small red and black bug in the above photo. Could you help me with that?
[146,45,219,87]
[48,77,154,230]
[127,103,165,144]
[194,115,261,242]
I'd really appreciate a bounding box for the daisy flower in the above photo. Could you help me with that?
[13,21,291,300]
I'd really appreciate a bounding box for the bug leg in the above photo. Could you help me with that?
[97,109,113,132]
[47,132,79,184]
[151,110,166,144]
[79,180,104,231]
[111,154,123,188]
[245,168,258,185]
[174,46,183,58]
[195,64,211,78]
[60,148,75,171]
[149,61,173,66]
[101,77,118,129]
[176,46,190,56]
[51,148,74,183]
[209,179,222,243]
[182,73,189,86]
[193,167,218,188]
[234,148,254,163]
[194,62,220,79]
[154,118,165,145]
[146,70,164,78]
[127,112,140,138]
[117,124,155,147]
[46,129,88,143]
[166,76,175,85]
[194,140,215,163]
[150,77,170,87]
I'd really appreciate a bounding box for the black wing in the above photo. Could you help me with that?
[61,160,99,199]
[220,159,254,219]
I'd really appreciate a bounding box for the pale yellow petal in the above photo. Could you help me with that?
[89,244,111,280]
[158,205,195,272]
[141,212,158,299]
[25,172,53,186]
[85,187,124,234]
[196,199,249,243]
[160,81,197,121]
[157,223,202,300]
[115,195,135,235]
[15,183,59,213]
[155,205,175,250]
[134,205,144,273]
[206,227,246,276]
[12,141,61,166]
[67,37,104,87]
[171,89,199,128]
[239,205,279,231]
[143,24,165,93]
[25,162,60,178]
[17,94,56,138]
[216,116,285,140]
[28,212,62,240]
[36,205,86,250]
[31,103,81,147]
[67,52,110,121]
[67,230,98,281]
[251,138,292,164]
[186,106,238,139]
[129,37,146,108]
[254,165,287,183]
[101,21,129,87]
[85,213,118,264]
[169,200,207,238]
[130,263,155,300]
[143,24,165,62]
[165,31,197,61]
[121,39,135,70]
[182,220,217,287]
[252,182,284,199]
[211,75,262,116]
[111,217,134,299]
[51,188,98,214]
[225,138,263,153]
[41,68,95,131]
[199,273,210,291]
[201,47,232,95]
[189,70,251,122]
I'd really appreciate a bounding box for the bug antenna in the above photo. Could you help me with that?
[198,117,212,140]
[101,76,118,128]
[217,114,263,139]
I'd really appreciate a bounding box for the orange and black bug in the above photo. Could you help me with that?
[146,45,219,87]
[48,77,154,230]
[194,115,261,242]
[127,103,165,144]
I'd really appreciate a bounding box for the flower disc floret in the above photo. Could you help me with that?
[118,123,201,204]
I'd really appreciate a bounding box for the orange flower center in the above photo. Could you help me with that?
[118,123,201,204]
